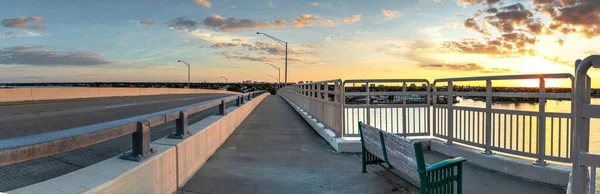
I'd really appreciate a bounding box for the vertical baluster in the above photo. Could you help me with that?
[522,115,526,152]
[530,116,533,153]
[504,113,507,149]
[559,118,562,158]
[551,117,555,157]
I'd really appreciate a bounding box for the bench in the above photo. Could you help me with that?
[358,122,467,194]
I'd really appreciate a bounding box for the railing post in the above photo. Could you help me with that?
[219,100,226,115]
[247,93,251,101]
[483,80,493,154]
[402,82,407,136]
[236,96,241,106]
[366,82,371,125]
[169,111,191,139]
[447,81,454,145]
[534,78,548,166]
[241,94,245,104]
[120,120,156,162]
[335,81,343,138]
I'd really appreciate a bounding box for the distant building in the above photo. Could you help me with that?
[369,84,376,88]
[422,83,427,88]
[409,83,417,88]
[242,80,253,84]
[298,81,304,84]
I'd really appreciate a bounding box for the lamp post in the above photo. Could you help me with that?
[257,32,287,86]
[177,60,191,88]
[265,63,280,91]
[219,76,228,83]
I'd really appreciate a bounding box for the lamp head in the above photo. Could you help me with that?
[177,60,181,62]
[256,32,261,34]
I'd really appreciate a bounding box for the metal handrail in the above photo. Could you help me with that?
[432,73,574,165]
[342,79,430,137]
[571,55,600,194]
[0,91,266,166]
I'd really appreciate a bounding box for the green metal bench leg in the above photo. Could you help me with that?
[378,131,394,169]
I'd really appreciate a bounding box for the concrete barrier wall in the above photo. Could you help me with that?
[9,93,269,194]
[0,88,240,102]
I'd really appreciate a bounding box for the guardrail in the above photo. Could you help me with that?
[342,79,430,137]
[280,73,580,164]
[279,79,343,137]
[0,91,265,166]
[432,74,574,164]
[571,55,600,194]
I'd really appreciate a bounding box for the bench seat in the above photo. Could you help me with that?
[358,122,466,194]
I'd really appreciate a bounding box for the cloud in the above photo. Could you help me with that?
[1,16,45,30]
[203,14,286,31]
[343,14,362,24]
[464,17,489,34]
[455,0,500,7]
[310,2,319,7]
[0,45,110,66]
[418,63,511,73]
[167,17,198,31]
[268,1,276,8]
[381,9,400,18]
[543,56,573,66]
[195,0,211,8]
[291,14,335,28]
[585,50,600,55]
[139,19,153,26]
[301,40,323,48]
[534,0,600,38]
[220,51,268,62]
[442,32,537,57]
[210,41,321,56]
[556,39,564,46]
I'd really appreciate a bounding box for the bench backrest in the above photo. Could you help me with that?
[359,122,420,186]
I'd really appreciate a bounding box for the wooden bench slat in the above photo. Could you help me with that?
[360,123,420,185]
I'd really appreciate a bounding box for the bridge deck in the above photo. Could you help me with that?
[179,95,565,194]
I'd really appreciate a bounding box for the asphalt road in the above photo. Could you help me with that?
[0,93,236,191]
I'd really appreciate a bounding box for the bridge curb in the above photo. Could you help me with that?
[8,93,269,194]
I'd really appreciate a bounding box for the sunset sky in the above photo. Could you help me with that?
[1,0,599,87]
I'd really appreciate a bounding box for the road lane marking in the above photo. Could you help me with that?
[105,103,137,108]
[183,97,196,100]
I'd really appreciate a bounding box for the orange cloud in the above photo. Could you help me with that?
[381,9,400,18]
[291,14,335,28]
[343,14,362,24]
[195,0,211,8]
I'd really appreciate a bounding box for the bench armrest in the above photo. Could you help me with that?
[426,157,467,172]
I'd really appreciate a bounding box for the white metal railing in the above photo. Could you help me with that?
[433,74,574,164]
[571,55,600,194]
[279,79,344,137]
[342,79,430,137]
[280,72,587,165]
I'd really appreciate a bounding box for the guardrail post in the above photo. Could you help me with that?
[534,78,548,166]
[236,96,241,106]
[366,82,371,125]
[120,120,156,162]
[219,100,227,115]
[247,93,251,101]
[169,111,191,139]
[241,95,245,104]
[483,80,493,154]
[447,81,454,145]
[402,82,407,136]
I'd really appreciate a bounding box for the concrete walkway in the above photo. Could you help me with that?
[179,96,565,194]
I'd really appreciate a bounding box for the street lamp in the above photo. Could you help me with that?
[177,60,191,88]
[257,32,287,86]
[219,76,228,83]
[265,63,280,91]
